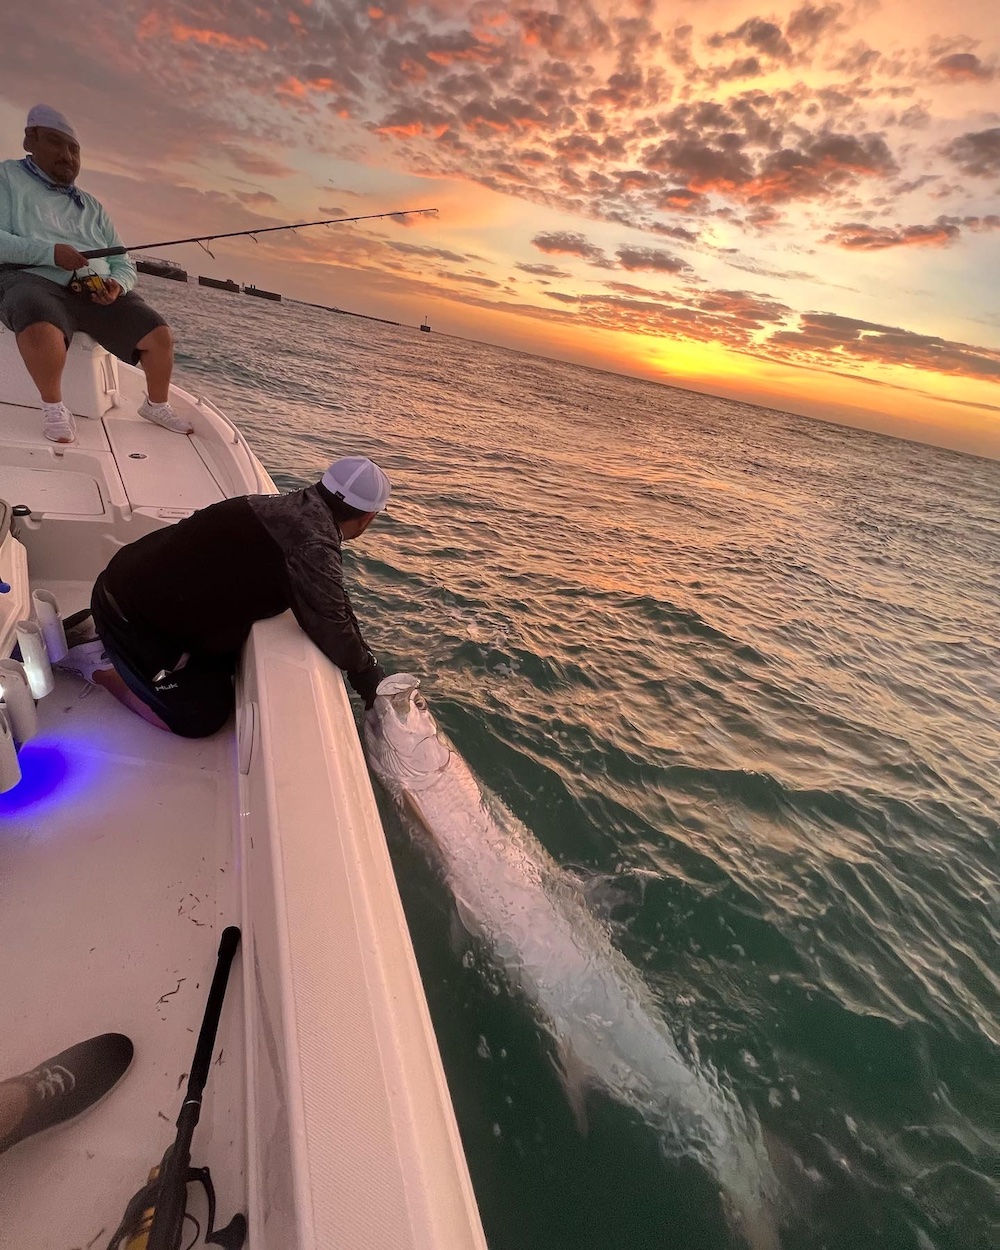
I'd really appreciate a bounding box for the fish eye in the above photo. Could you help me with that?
[414,695,426,709]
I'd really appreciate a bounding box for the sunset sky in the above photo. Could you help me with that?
[2,1,998,455]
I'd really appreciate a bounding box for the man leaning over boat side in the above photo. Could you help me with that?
[55,456,393,738]
[0,104,191,444]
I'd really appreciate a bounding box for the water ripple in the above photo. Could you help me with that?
[146,276,1000,1250]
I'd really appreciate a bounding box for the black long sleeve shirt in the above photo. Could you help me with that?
[103,484,385,704]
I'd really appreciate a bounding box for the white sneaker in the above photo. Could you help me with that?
[42,402,77,444]
[138,398,193,434]
[55,639,113,684]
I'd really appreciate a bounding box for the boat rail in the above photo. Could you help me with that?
[195,393,274,495]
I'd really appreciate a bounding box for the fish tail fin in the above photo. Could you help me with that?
[721,1187,782,1250]
[715,1120,786,1250]
[554,1037,590,1137]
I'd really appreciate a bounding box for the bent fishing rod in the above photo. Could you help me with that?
[81,206,437,260]
[107,926,245,1250]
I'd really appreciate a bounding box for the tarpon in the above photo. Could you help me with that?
[364,674,782,1250]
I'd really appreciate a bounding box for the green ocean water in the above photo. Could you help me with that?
[147,278,998,1250]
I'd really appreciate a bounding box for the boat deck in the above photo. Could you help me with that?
[0,363,250,1244]
[0,656,245,1249]
[0,332,487,1250]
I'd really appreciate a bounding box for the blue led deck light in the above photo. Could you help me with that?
[0,743,69,809]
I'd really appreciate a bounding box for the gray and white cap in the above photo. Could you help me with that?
[321,455,391,512]
[26,105,78,142]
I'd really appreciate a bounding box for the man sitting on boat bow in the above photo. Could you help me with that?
[58,456,392,738]
[0,104,190,443]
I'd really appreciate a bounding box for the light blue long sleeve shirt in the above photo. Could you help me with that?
[0,159,137,292]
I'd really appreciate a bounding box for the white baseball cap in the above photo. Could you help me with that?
[321,456,391,512]
[26,105,78,143]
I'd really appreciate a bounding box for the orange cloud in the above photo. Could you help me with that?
[139,14,269,53]
[377,121,424,138]
[376,118,448,138]
[825,222,959,249]
[767,314,1000,384]
[176,24,267,51]
[826,215,1000,249]
[658,189,705,211]
[399,57,428,83]
[425,40,503,67]
[277,75,337,98]
[740,135,898,205]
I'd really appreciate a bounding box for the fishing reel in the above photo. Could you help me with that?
[69,270,109,299]
[106,1147,246,1250]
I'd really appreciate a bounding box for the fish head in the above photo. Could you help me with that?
[364,673,451,793]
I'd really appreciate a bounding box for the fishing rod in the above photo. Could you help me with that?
[107,926,246,1250]
[81,207,438,260]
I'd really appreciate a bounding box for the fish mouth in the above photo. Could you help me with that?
[374,672,426,724]
[366,673,451,784]
[376,672,421,701]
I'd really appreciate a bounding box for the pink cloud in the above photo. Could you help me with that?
[218,146,296,178]
[933,53,995,82]
[942,128,1000,177]
[532,231,608,262]
[768,314,1000,383]
[615,246,690,273]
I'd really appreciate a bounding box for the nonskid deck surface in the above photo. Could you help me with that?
[0,394,232,520]
[1,359,248,1245]
[0,659,245,1249]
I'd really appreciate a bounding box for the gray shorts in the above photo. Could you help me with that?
[91,572,235,739]
[0,271,167,365]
